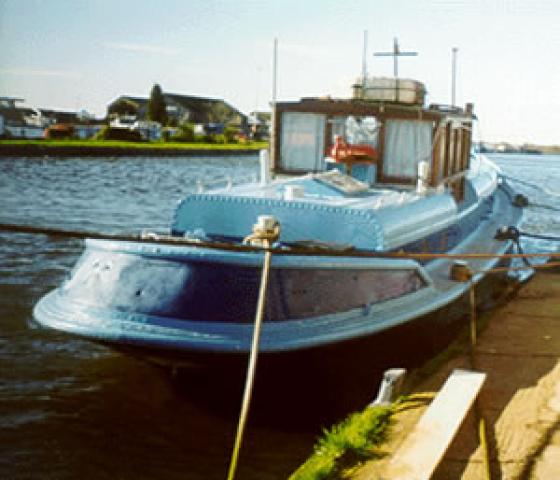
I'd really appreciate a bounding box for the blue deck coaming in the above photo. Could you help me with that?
[49,242,429,324]
[400,187,494,258]
[171,193,385,251]
[170,160,498,253]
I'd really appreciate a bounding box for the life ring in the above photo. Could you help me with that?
[330,136,378,164]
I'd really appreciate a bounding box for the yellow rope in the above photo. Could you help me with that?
[227,215,280,480]
[467,283,492,479]
[479,417,492,480]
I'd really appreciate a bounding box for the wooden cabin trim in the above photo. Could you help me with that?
[273,99,443,122]
[324,116,333,161]
[377,122,386,183]
[270,106,281,171]
[431,124,443,186]
[443,121,452,178]
[378,173,416,185]
[271,98,474,183]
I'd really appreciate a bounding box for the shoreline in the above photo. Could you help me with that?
[0,142,266,157]
[352,268,560,479]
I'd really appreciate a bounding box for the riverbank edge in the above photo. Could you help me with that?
[351,267,560,479]
[289,268,560,479]
[0,143,265,157]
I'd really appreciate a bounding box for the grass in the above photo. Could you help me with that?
[0,139,268,151]
[289,403,395,480]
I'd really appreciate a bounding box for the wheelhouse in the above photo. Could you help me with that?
[270,78,474,202]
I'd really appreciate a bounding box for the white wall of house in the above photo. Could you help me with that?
[5,125,45,139]
[110,115,136,128]
[133,120,162,141]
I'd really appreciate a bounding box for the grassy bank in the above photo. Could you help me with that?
[289,404,395,480]
[0,139,268,157]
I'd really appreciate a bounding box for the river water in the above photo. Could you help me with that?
[1,153,559,479]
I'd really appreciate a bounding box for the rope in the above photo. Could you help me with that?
[528,202,560,213]
[1,222,559,260]
[501,173,560,198]
[519,231,560,242]
[226,222,279,480]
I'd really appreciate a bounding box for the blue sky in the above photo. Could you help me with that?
[1,0,559,144]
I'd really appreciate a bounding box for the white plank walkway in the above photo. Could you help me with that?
[384,369,486,480]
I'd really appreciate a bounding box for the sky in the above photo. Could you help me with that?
[1,0,559,145]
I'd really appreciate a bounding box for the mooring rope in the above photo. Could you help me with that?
[226,219,279,480]
[1,222,559,260]
[501,173,560,198]
[527,202,560,213]
[518,231,560,242]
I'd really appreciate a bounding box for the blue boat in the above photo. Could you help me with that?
[34,79,524,367]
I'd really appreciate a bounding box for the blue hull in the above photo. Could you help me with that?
[34,246,429,356]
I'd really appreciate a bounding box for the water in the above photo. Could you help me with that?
[0,153,559,479]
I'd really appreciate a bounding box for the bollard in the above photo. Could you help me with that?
[371,368,407,406]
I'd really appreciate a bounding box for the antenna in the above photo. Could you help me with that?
[362,30,368,84]
[451,47,458,106]
[374,37,418,77]
[272,38,278,104]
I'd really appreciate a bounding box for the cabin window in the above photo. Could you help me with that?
[280,112,326,172]
[383,119,432,179]
[327,116,380,148]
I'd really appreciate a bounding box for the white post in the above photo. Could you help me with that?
[259,149,271,186]
[417,160,430,194]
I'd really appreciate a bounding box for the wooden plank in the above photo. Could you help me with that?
[385,369,486,480]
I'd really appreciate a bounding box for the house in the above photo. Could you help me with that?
[248,111,271,140]
[107,92,248,132]
[0,97,103,139]
[0,97,45,138]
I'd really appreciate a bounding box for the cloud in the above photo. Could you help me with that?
[0,68,82,79]
[102,42,180,56]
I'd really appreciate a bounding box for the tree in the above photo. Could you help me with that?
[147,84,167,125]
[108,98,138,117]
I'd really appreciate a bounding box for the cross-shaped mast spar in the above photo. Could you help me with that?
[374,38,418,77]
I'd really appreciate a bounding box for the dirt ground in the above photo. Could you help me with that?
[353,269,560,479]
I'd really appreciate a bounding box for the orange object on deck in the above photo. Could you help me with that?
[330,136,378,164]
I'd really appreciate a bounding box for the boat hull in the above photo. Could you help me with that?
[33,181,524,367]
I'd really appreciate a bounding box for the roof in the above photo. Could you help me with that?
[0,107,37,125]
[108,92,246,121]
[40,109,80,124]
